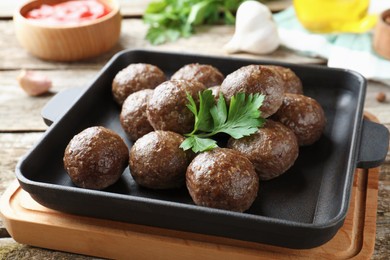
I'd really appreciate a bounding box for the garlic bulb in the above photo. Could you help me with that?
[17,70,52,96]
[224,1,280,55]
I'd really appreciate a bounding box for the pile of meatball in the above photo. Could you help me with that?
[63,62,326,213]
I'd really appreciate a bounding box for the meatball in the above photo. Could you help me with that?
[186,148,259,212]
[120,89,154,141]
[220,65,284,118]
[272,93,326,146]
[63,126,129,190]
[268,65,303,94]
[227,120,299,181]
[129,131,194,189]
[112,63,166,105]
[171,63,224,87]
[147,80,206,134]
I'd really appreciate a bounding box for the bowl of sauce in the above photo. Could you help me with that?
[14,0,121,61]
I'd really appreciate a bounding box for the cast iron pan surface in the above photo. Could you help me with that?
[16,49,389,249]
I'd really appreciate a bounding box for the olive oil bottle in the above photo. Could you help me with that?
[293,0,377,33]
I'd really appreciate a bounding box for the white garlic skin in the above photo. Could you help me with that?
[17,70,52,96]
[224,1,280,55]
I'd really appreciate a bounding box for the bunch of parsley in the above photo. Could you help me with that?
[143,0,246,45]
[180,90,265,153]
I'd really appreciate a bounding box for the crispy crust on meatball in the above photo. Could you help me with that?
[227,120,299,181]
[268,65,303,94]
[112,63,166,105]
[146,80,206,134]
[220,65,284,118]
[186,148,259,212]
[63,126,129,190]
[129,131,194,189]
[171,63,224,87]
[273,93,326,146]
[120,89,154,141]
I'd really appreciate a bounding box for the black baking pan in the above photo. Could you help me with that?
[15,49,389,249]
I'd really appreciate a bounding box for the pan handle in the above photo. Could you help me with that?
[41,87,84,126]
[357,119,389,169]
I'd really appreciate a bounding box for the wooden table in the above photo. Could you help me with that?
[0,1,389,259]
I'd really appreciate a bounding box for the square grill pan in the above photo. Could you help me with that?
[16,49,389,249]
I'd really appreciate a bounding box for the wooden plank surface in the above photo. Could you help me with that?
[0,70,96,131]
[0,19,325,71]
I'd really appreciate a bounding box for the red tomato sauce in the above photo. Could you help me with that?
[25,0,111,25]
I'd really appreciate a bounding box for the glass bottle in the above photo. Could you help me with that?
[293,0,377,33]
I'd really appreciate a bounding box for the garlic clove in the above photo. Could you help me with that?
[224,1,280,55]
[17,70,52,96]
[238,21,280,54]
[235,1,271,32]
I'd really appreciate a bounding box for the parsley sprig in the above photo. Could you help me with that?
[180,90,265,153]
[143,0,244,45]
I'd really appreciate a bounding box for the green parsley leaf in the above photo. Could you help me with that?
[186,90,215,135]
[145,26,182,45]
[145,0,168,13]
[180,136,218,153]
[195,89,215,132]
[210,93,227,128]
[221,93,265,139]
[143,0,247,45]
[187,1,212,26]
[182,90,265,153]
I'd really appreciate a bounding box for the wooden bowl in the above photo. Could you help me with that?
[14,0,122,62]
[373,9,390,60]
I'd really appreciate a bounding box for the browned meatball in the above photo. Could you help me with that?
[220,65,284,118]
[129,131,194,189]
[268,65,303,94]
[147,80,206,134]
[227,120,299,181]
[171,63,224,87]
[120,89,154,141]
[63,126,129,190]
[273,93,326,146]
[186,148,259,212]
[112,63,166,105]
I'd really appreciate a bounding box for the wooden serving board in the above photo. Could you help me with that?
[0,166,379,260]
